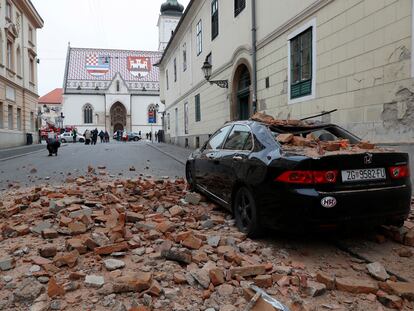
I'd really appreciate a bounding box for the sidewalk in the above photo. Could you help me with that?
[146,142,193,165]
[0,143,45,161]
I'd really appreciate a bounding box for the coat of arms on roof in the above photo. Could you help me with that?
[86,54,110,77]
[128,56,151,78]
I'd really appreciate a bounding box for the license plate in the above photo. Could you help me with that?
[341,168,386,182]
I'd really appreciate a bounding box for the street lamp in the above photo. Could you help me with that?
[201,56,228,89]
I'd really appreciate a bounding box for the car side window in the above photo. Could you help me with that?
[206,125,232,150]
[223,125,253,151]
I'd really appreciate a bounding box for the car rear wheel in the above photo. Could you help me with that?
[134,137,139,141]
[61,139,66,143]
[79,138,85,143]
[185,163,196,191]
[234,187,261,238]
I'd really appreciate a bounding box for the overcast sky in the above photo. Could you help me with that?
[32,0,190,96]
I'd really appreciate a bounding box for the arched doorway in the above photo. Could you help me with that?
[110,102,126,133]
[232,63,252,120]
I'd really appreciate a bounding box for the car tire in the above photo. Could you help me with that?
[61,139,66,143]
[134,137,139,141]
[234,187,261,238]
[185,163,196,191]
[79,138,85,143]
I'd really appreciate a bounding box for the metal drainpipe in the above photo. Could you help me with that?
[251,0,258,114]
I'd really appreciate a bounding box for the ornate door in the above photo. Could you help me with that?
[110,102,126,133]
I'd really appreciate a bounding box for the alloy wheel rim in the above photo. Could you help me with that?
[238,191,252,230]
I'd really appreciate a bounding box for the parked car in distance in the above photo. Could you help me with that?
[59,132,85,143]
[185,120,412,237]
[128,132,142,141]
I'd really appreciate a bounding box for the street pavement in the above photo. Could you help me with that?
[0,144,46,161]
[0,141,187,190]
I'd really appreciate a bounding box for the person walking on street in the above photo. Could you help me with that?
[99,130,105,143]
[122,130,128,142]
[149,131,152,142]
[155,131,158,143]
[91,128,98,145]
[72,128,77,143]
[104,131,110,143]
[84,129,91,145]
[116,130,121,141]
[46,132,61,156]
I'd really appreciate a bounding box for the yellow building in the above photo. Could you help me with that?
[160,0,414,147]
[0,0,43,148]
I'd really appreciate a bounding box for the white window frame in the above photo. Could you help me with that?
[287,18,317,105]
[196,20,203,56]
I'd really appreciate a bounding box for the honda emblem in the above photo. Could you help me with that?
[364,153,373,165]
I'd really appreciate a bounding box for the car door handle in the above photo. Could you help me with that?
[233,156,243,161]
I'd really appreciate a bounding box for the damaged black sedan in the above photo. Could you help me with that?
[185,116,412,237]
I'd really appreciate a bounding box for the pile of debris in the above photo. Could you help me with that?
[251,112,391,157]
[0,174,413,310]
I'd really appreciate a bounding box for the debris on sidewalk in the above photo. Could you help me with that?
[0,174,413,310]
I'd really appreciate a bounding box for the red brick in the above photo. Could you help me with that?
[209,269,225,286]
[182,235,202,250]
[94,242,129,255]
[335,277,378,294]
[229,265,267,278]
[48,277,65,298]
[254,275,272,288]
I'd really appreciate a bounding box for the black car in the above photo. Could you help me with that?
[185,120,412,237]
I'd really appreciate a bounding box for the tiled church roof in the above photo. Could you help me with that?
[65,47,162,84]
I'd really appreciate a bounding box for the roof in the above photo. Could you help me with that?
[161,0,184,16]
[38,88,63,105]
[64,47,162,92]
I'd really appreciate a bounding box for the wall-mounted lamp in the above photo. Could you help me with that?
[201,56,228,89]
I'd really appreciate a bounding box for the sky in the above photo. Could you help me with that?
[32,0,190,96]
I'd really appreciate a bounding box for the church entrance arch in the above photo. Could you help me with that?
[231,61,252,121]
[110,102,127,133]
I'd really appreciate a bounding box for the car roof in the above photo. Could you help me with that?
[224,120,334,131]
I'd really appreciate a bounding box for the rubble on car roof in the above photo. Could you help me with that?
[250,112,319,128]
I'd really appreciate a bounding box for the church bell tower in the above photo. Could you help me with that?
[158,0,184,52]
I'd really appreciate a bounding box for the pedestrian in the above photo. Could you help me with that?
[104,131,110,143]
[92,128,98,145]
[146,133,149,140]
[155,131,158,142]
[99,130,105,143]
[116,130,121,141]
[46,132,61,156]
[139,130,141,138]
[72,128,77,143]
[149,131,152,142]
[84,129,91,145]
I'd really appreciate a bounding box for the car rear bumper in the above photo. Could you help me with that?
[258,184,412,231]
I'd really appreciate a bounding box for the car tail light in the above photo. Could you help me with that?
[275,170,338,184]
[389,165,410,179]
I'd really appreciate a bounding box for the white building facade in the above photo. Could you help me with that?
[159,0,414,148]
[62,47,163,135]
[0,0,43,148]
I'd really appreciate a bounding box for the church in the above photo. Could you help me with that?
[61,0,184,135]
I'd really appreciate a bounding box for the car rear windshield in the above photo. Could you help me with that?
[270,125,360,144]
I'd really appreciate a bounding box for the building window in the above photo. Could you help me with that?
[211,0,219,40]
[7,40,13,70]
[166,70,169,90]
[8,105,13,130]
[16,46,21,76]
[195,94,201,122]
[29,26,33,43]
[30,112,34,131]
[0,103,3,129]
[167,113,170,130]
[173,58,177,82]
[234,0,245,17]
[195,136,200,148]
[196,20,202,56]
[116,80,120,92]
[29,57,35,82]
[6,1,12,21]
[83,104,93,124]
[182,43,187,71]
[184,102,189,134]
[288,19,316,103]
[17,108,21,131]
